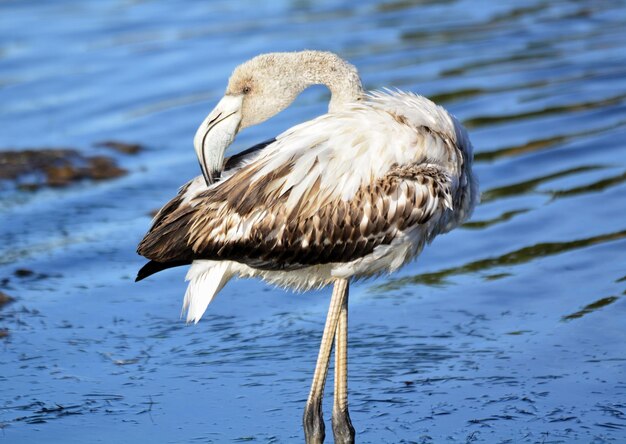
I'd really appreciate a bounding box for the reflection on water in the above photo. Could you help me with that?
[376,229,626,290]
[1,0,626,442]
[562,296,620,321]
[480,165,607,203]
[464,93,626,129]
[474,120,626,163]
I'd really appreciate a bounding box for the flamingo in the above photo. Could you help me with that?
[136,50,478,444]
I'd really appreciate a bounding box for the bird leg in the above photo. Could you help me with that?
[303,278,349,444]
[332,286,355,444]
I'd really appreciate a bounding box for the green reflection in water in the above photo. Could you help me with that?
[562,296,620,321]
[401,3,550,46]
[483,272,512,281]
[506,330,532,335]
[374,229,626,292]
[547,170,626,199]
[377,0,455,12]
[440,50,556,78]
[427,88,485,104]
[474,121,626,163]
[481,165,606,203]
[464,93,626,129]
[463,209,530,230]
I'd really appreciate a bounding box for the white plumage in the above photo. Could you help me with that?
[182,260,232,323]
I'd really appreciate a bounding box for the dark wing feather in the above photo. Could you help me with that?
[223,138,275,170]
[137,162,453,271]
[136,138,274,279]
[136,259,190,282]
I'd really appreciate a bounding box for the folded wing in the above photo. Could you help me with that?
[137,160,453,271]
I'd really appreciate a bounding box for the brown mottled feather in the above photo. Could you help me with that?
[137,162,452,271]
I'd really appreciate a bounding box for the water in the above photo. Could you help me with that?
[1,0,625,442]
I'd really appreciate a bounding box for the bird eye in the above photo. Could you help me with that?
[242,86,251,94]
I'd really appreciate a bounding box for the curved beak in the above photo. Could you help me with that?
[193,94,243,185]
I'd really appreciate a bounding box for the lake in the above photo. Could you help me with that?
[1,0,625,442]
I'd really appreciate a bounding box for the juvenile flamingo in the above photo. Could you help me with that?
[136,50,478,443]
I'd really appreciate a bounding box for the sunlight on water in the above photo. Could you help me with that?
[1,0,625,442]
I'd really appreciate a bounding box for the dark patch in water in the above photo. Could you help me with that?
[481,165,606,203]
[94,140,144,155]
[475,121,626,163]
[463,209,530,229]
[7,396,127,426]
[548,170,626,199]
[562,296,620,321]
[0,291,14,308]
[12,268,53,281]
[464,93,626,129]
[505,330,532,335]
[0,149,126,190]
[377,229,626,290]
[0,291,14,339]
[13,268,34,278]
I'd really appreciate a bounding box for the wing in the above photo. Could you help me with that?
[138,96,468,274]
[137,139,274,281]
[148,138,275,233]
[137,161,453,271]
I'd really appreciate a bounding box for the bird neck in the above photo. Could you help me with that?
[296,51,364,112]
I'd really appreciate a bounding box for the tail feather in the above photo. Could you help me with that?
[182,260,232,323]
[136,260,190,282]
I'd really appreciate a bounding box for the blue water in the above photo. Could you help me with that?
[1,1,626,442]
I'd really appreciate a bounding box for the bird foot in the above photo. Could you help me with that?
[303,400,325,444]
[332,408,355,444]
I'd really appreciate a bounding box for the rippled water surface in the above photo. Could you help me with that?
[1,1,626,443]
